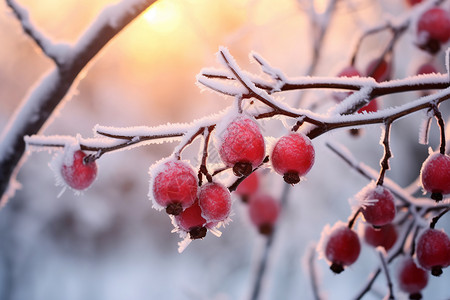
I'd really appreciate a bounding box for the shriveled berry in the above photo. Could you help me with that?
[364,223,398,251]
[61,150,97,190]
[366,58,392,82]
[325,226,361,274]
[416,228,450,277]
[248,193,280,236]
[175,201,207,240]
[236,171,259,203]
[198,182,232,223]
[397,257,429,299]
[358,184,396,227]
[151,160,198,215]
[218,115,265,177]
[420,153,450,202]
[417,8,450,54]
[271,132,315,184]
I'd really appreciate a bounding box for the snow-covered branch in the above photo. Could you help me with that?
[0,0,158,205]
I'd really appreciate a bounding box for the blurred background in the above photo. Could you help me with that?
[0,0,449,299]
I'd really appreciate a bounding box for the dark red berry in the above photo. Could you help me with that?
[325,225,361,274]
[406,0,423,6]
[332,66,361,103]
[218,115,265,177]
[357,99,378,114]
[397,257,429,299]
[271,132,315,184]
[248,193,280,236]
[61,150,97,190]
[175,201,207,240]
[358,184,396,227]
[416,63,438,75]
[417,8,450,54]
[364,223,398,251]
[366,58,392,82]
[151,160,198,215]
[420,153,450,202]
[416,228,450,277]
[198,182,232,223]
[236,171,259,203]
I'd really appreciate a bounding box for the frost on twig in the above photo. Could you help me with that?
[0,0,159,205]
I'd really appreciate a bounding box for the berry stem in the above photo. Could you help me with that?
[198,126,214,184]
[430,207,450,229]
[376,121,393,186]
[307,245,322,300]
[377,249,395,300]
[431,104,446,155]
[348,208,362,229]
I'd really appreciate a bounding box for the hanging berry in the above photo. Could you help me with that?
[248,193,280,236]
[416,228,450,277]
[323,225,361,274]
[397,257,429,300]
[420,153,450,202]
[175,201,208,240]
[416,8,450,54]
[271,132,315,184]
[150,160,198,215]
[217,115,265,177]
[235,171,260,203]
[198,182,232,223]
[363,223,398,251]
[61,150,98,190]
[357,183,396,227]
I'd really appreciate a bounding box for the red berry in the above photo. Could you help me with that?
[332,66,361,102]
[416,228,450,277]
[271,132,315,184]
[420,153,450,202]
[248,193,280,235]
[397,257,429,299]
[357,99,378,114]
[406,0,423,7]
[325,225,361,274]
[366,58,391,82]
[151,160,198,215]
[236,171,260,202]
[363,223,398,251]
[416,63,438,75]
[198,182,232,223]
[417,8,450,54]
[61,150,97,190]
[218,115,265,177]
[175,201,207,240]
[358,184,396,227]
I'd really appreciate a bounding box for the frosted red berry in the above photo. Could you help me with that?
[61,150,97,190]
[325,226,361,274]
[271,132,315,184]
[364,223,398,251]
[218,115,265,177]
[248,193,280,235]
[416,63,438,75]
[366,58,391,82]
[198,182,232,223]
[175,201,207,240]
[417,8,450,54]
[397,257,429,299]
[416,228,450,277]
[152,160,198,215]
[420,153,450,202]
[236,171,259,203]
[359,184,396,227]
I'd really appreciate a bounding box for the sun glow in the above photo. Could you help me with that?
[143,0,181,34]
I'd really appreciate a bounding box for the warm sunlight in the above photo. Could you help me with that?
[143,0,181,34]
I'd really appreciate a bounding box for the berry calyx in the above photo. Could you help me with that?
[416,228,450,277]
[151,160,198,215]
[420,153,450,202]
[397,257,429,300]
[198,182,232,223]
[61,150,98,190]
[363,223,398,251]
[324,225,361,274]
[358,184,396,227]
[175,201,207,240]
[271,132,315,184]
[236,171,260,203]
[218,115,265,177]
[417,8,450,54]
[248,193,280,236]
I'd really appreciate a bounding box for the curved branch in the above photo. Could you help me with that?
[0,0,158,205]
